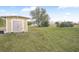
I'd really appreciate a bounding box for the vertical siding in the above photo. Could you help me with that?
[24,19,28,32]
[6,17,12,33]
[5,16,28,33]
[11,17,17,32]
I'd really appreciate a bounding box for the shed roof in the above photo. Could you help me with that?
[0,16,30,19]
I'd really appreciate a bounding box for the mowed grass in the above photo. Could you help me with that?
[0,27,79,52]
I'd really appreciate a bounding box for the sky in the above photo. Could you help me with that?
[0,6,79,23]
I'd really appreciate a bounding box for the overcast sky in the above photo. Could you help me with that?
[0,6,79,23]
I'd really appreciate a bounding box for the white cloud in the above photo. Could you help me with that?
[21,6,36,12]
[30,7,36,10]
[20,6,37,17]
[65,12,71,16]
[21,8,30,12]
[49,13,79,24]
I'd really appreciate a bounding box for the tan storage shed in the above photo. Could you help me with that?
[1,16,29,33]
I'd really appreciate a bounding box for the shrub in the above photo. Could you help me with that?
[28,21,32,25]
[41,21,49,27]
[60,22,74,27]
[55,22,60,27]
[0,17,5,27]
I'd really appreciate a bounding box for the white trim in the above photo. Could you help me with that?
[5,17,8,33]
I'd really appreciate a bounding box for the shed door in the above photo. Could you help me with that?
[13,21,22,32]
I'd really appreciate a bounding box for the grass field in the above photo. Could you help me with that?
[0,27,79,52]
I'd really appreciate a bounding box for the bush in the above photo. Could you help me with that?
[28,21,32,25]
[0,17,5,27]
[60,22,74,27]
[41,21,49,27]
[55,22,60,27]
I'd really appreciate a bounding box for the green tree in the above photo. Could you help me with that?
[55,22,60,27]
[0,17,5,27]
[30,7,49,27]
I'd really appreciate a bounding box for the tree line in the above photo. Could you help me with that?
[30,7,75,27]
[55,22,74,27]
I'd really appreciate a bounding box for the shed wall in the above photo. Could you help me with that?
[5,16,28,33]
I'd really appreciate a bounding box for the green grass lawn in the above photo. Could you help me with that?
[0,27,79,52]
